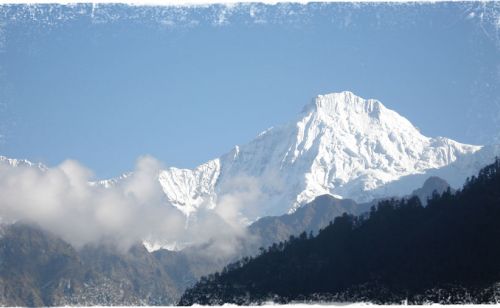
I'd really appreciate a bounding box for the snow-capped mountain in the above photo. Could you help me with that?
[0,156,47,171]
[1,91,497,222]
[158,91,489,219]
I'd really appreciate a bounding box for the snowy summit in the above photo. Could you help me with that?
[157,91,487,219]
[2,91,496,222]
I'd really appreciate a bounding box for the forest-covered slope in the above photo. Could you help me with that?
[179,158,500,305]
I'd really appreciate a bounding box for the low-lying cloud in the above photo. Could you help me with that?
[0,156,259,255]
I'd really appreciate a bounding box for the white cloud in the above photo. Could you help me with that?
[0,155,265,257]
[0,156,183,250]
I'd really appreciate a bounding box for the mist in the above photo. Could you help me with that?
[0,156,258,255]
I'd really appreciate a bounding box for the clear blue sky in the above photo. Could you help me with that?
[0,3,499,178]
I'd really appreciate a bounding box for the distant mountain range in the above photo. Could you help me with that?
[1,90,499,305]
[2,91,498,223]
[4,91,499,251]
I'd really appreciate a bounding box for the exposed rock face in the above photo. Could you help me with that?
[0,223,181,306]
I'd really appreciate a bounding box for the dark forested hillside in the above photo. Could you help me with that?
[179,158,500,305]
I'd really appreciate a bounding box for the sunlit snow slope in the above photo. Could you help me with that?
[158,91,486,219]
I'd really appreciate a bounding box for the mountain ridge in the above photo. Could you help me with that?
[1,91,498,229]
[157,91,485,219]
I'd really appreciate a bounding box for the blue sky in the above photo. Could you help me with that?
[0,3,499,178]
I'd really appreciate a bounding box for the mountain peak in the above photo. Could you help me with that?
[2,89,495,253]
[156,90,487,220]
[298,91,420,143]
[316,90,359,104]
[304,91,384,121]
